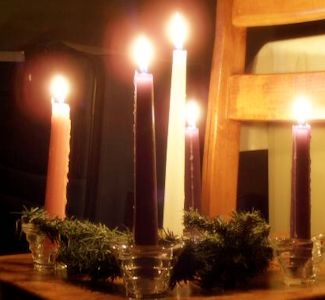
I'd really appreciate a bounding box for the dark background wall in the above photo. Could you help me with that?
[0,0,216,253]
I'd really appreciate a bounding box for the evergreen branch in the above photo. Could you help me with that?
[19,207,273,289]
[19,207,127,280]
[171,209,273,289]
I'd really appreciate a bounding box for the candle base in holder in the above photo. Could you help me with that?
[22,222,60,273]
[115,244,175,299]
[271,237,323,286]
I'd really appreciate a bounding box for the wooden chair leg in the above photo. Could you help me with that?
[201,0,246,217]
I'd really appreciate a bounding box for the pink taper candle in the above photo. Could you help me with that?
[44,75,71,219]
[132,36,158,245]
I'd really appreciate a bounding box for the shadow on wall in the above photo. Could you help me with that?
[237,150,269,221]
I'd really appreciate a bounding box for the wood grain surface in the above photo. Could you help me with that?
[228,72,325,122]
[201,0,245,218]
[2,254,325,299]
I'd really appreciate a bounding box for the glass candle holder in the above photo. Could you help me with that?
[115,244,175,299]
[22,222,59,272]
[271,237,323,286]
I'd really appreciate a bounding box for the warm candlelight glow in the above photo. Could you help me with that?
[50,75,70,103]
[186,100,200,127]
[168,12,188,49]
[132,35,154,72]
[293,96,311,125]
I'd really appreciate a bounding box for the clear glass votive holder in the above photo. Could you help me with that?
[271,237,323,286]
[22,222,59,272]
[116,244,174,299]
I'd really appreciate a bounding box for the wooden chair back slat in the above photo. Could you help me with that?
[233,0,325,27]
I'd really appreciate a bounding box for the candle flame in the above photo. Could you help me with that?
[168,12,188,49]
[132,35,154,72]
[186,100,200,127]
[293,96,311,125]
[50,75,69,103]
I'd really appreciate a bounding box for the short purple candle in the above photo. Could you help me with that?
[184,101,201,211]
[290,122,311,239]
[185,125,201,211]
[133,69,158,246]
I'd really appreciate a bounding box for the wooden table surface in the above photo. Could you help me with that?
[1,253,325,299]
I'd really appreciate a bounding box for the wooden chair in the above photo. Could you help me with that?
[202,0,325,217]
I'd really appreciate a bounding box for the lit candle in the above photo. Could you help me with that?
[44,75,71,219]
[132,36,158,245]
[185,101,201,211]
[290,97,311,239]
[163,13,188,235]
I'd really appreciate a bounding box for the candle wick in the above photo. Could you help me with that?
[52,96,65,104]
[175,44,183,51]
[139,66,148,74]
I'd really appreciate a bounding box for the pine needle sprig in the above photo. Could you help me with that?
[171,209,273,289]
[19,207,128,281]
[158,229,181,246]
[57,218,126,280]
[19,207,61,242]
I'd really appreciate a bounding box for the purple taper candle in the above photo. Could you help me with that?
[133,36,158,245]
[185,101,201,211]
[290,120,311,239]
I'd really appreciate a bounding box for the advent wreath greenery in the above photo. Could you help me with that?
[19,207,273,290]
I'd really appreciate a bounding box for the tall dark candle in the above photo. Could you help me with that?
[185,126,201,211]
[290,123,311,239]
[133,70,158,245]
